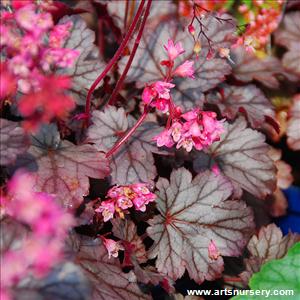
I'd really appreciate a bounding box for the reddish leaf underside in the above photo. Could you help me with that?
[147,168,254,283]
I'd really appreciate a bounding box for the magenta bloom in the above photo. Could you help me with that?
[164,39,185,61]
[208,240,220,260]
[96,183,156,221]
[153,128,175,148]
[173,60,195,78]
[95,199,116,222]
[154,108,225,152]
[142,81,175,113]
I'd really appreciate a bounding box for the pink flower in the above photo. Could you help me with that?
[142,81,175,113]
[102,238,124,258]
[99,183,156,219]
[0,62,17,101]
[49,21,73,48]
[95,200,115,222]
[153,81,175,99]
[155,108,224,152]
[170,121,182,142]
[164,39,185,61]
[1,171,74,297]
[176,134,194,152]
[211,164,220,176]
[173,60,195,78]
[116,196,133,210]
[15,5,53,37]
[208,240,220,260]
[153,128,174,147]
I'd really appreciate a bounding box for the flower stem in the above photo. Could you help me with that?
[107,0,152,106]
[106,106,149,158]
[84,0,146,125]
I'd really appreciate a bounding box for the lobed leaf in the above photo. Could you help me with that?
[275,12,300,77]
[239,223,300,285]
[60,15,106,105]
[0,119,28,166]
[88,106,166,184]
[232,242,300,300]
[275,12,300,49]
[231,47,287,89]
[112,219,147,264]
[206,84,275,128]
[75,236,151,300]
[205,117,276,198]
[15,124,110,209]
[147,168,254,283]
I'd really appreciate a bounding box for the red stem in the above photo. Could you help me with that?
[106,106,149,158]
[107,0,152,106]
[84,0,146,124]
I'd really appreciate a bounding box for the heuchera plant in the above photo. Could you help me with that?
[0,1,299,300]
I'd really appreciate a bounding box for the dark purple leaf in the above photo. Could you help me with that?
[60,15,105,105]
[206,84,275,128]
[287,95,300,150]
[239,224,300,285]
[16,124,110,209]
[88,106,166,184]
[0,119,28,166]
[205,117,276,198]
[231,46,288,89]
[147,168,254,283]
[75,236,151,300]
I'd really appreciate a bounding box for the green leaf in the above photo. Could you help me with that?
[231,242,300,300]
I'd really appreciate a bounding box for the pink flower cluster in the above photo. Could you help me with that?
[141,39,194,113]
[154,108,224,152]
[0,3,78,129]
[0,171,74,300]
[95,183,156,222]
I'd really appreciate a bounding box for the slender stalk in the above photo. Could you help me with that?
[107,0,152,106]
[84,0,146,124]
[106,106,149,158]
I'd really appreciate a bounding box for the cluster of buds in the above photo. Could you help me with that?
[154,108,224,152]
[236,0,283,50]
[95,183,156,222]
